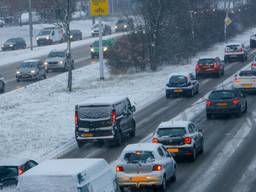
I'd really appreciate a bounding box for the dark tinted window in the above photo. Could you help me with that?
[0,166,18,180]
[39,30,51,35]
[157,147,164,157]
[20,62,38,68]
[198,59,215,65]
[157,127,186,137]
[79,105,112,119]
[209,91,236,100]
[6,39,17,43]
[124,151,155,163]
[169,75,187,84]
[92,40,108,47]
[48,51,65,58]
[226,44,241,51]
[239,71,256,76]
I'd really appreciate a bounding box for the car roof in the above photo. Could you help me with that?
[198,57,217,60]
[23,59,41,63]
[211,88,236,93]
[158,120,191,129]
[22,159,107,176]
[226,42,242,46]
[168,72,191,79]
[123,143,162,152]
[79,96,128,106]
[0,159,31,166]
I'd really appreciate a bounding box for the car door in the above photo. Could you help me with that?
[158,146,172,179]
[189,123,201,151]
[24,160,38,172]
[120,101,131,134]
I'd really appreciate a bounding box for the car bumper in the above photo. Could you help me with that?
[16,74,37,80]
[206,106,241,114]
[47,64,65,70]
[166,86,193,96]
[117,174,162,187]
[165,145,194,158]
[76,127,115,141]
[37,39,52,45]
[233,84,256,92]
[196,70,220,75]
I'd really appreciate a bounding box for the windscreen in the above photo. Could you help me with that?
[169,75,187,84]
[157,127,186,137]
[0,166,18,181]
[239,71,256,77]
[20,62,38,68]
[124,151,155,163]
[6,39,16,43]
[226,44,241,51]
[92,41,108,47]
[117,20,127,24]
[48,51,65,58]
[79,105,112,119]
[209,91,236,100]
[198,59,215,65]
[39,30,51,35]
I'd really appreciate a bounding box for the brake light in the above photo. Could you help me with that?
[18,167,24,175]
[251,63,256,67]
[232,98,240,105]
[206,100,213,107]
[239,48,243,52]
[184,137,192,144]
[152,138,159,144]
[111,110,117,124]
[75,111,79,127]
[195,64,200,71]
[213,63,219,69]
[152,164,162,171]
[116,165,124,172]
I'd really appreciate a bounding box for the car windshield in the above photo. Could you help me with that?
[157,127,186,137]
[209,91,236,100]
[48,51,65,58]
[92,41,108,47]
[169,75,187,84]
[239,71,256,77]
[39,30,51,35]
[6,39,16,43]
[92,24,99,29]
[198,59,215,65]
[124,151,155,164]
[0,166,18,181]
[226,44,241,51]
[79,105,112,119]
[20,62,38,68]
[117,20,127,24]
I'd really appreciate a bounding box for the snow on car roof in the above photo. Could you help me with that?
[79,96,127,106]
[123,143,162,152]
[0,158,31,166]
[158,120,191,129]
[226,42,242,46]
[168,72,191,79]
[22,159,107,176]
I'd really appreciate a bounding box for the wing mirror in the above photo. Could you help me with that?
[198,129,203,133]
[131,105,136,112]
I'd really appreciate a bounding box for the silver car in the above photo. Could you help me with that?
[116,143,176,191]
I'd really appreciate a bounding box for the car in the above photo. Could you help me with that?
[36,27,64,46]
[69,29,82,41]
[116,143,177,192]
[0,19,5,27]
[114,18,134,32]
[0,159,38,189]
[250,56,256,71]
[44,50,74,72]
[165,73,199,98]
[224,43,248,63]
[0,74,5,93]
[232,70,256,93]
[91,23,112,37]
[250,34,256,48]
[16,59,47,82]
[206,88,247,119]
[1,38,26,51]
[17,159,119,192]
[75,96,136,147]
[90,39,114,59]
[195,57,224,78]
[152,121,203,161]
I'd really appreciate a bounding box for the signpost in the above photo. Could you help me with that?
[90,0,109,80]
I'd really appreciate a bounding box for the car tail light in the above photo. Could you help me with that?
[152,137,159,144]
[206,100,213,107]
[184,137,192,144]
[18,167,24,175]
[213,63,219,69]
[75,111,79,127]
[239,48,243,52]
[116,165,124,172]
[195,64,200,71]
[232,98,240,105]
[112,110,117,124]
[152,164,162,171]
[251,63,256,67]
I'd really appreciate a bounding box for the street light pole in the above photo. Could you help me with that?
[67,0,72,91]
[28,0,33,50]
[99,16,104,80]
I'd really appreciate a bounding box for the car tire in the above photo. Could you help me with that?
[129,121,136,137]
[158,176,167,192]
[44,74,47,79]
[244,102,247,113]
[112,131,122,146]
[77,140,85,148]
[170,169,176,182]
[190,147,197,162]
[206,113,212,119]
[166,92,170,99]
[189,89,194,97]
[224,56,229,63]
[16,78,20,82]
[119,187,125,192]
[199,140,204,154]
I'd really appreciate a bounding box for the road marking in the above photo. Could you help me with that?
[201,79,211,85]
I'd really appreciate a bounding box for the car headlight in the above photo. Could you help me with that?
[36,37,39,40]
[124,25,128,28]
[115,26,118,29]
[10,44,14,47]
[59,61,64,64]
[91,48,95,52]
[30,70,36,74]
[16,71,20,74]
[44,62,48,66]
[103,47,108,52]
[46,36,50,40]
[70,35,73,38]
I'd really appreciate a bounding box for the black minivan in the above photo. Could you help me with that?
[75,96,136,147]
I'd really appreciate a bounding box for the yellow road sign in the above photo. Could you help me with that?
[90,0,109,16]
[224,16,232,26]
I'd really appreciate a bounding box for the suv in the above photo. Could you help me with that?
[75,96,136,147]
[90,39,114,59]
[16,59,47,82]
[114,18,134,32]
[1,38,26,51]
[36,27,64,46]
[224,43,248,63]
[165,73,199,98]
[206,88,247,119]
[91,23,112,37]
[195,57,224,78]
[0,74,5,93]
[152,121,203,161]
[44,50,74,72]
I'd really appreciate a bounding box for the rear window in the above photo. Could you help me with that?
[157,127,186,137]
[198,59,215,65]
[209,91,236,100]
[239,71,256,76]
[226,44,241,51]
[124,151,155,163]
[79,105,112,119]
[0,166,18,180]
[169,75,187,84]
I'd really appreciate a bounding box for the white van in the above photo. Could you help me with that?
[36,27,64,46]
[17,158,119,192]
[20,12,41,25]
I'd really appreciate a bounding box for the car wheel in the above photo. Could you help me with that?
[206,113,212,119]
[199,140,204,154]
[170,169,176,182]
[77,140,85,148]
[129,121,136,137]
[44,74,47,79]
[16,78,20,82]
[190,147,197,162]
[119,187,125,192]
[217,71,221,78]
[224,56,229,63]
[189,89,194,97]
[158,176,167,192]
[166,92,170,99]
[111,131,122,146]
[244,102,247,113]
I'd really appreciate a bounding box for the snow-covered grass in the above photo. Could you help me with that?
[0,26,255,161]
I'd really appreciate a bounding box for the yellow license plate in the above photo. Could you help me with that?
[167,148,179,153]
[217,102,227,107]
[82,133,93,137]
[174,89,183,93]
[130,177,147,182]
[243,84,252,88]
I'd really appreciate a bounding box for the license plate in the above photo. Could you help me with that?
[217,102,228,107]
[130,176,147,182]
[167,148,179,153]
[243,84,252,88]
[82,133,93,137]
[174,89,183,93]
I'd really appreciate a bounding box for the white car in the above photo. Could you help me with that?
[232,70,256,92]
[116,143,176,192]
[224,43,248,63]
[36,27,64,46]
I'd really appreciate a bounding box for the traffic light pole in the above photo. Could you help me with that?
[99,16,104,80]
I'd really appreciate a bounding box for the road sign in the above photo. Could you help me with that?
[224,16,232,26]
[90,0,109,16]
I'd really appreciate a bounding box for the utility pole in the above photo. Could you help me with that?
[99,16,104,80]
[112,0,114,15]
[28,0,33,50]
[67,0,72,91]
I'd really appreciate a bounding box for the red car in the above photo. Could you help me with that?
[195,57,224,78]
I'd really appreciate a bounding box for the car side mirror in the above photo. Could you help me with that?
[131,105,136,112]
[187,82,192,86]
[198,129,203,133]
